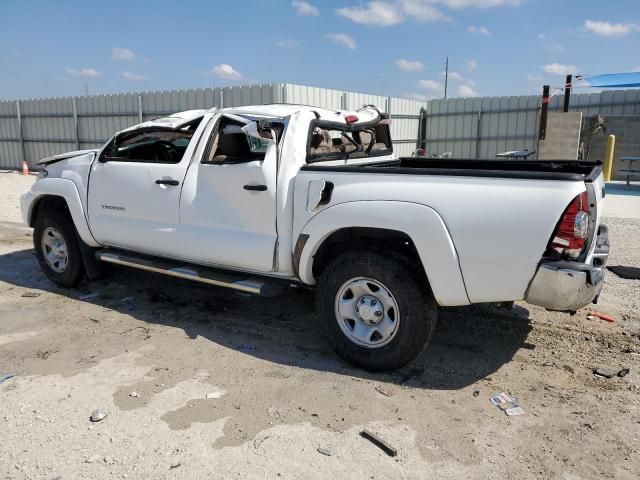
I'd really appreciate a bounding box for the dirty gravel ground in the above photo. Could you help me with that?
[1,171,639,479]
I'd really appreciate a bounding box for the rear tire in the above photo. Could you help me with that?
[316,250,438,371]
[34,209,85,287]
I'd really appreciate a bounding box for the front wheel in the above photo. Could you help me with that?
[316,250,438,371]
[34,209,85,287]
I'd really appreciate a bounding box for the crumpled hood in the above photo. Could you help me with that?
[37,149,99,166]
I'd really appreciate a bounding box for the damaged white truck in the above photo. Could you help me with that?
[21,104,610,371]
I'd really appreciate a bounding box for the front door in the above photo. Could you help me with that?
[177,114,279,272]
[87,127,196,257]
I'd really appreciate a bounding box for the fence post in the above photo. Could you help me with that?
[15,101,26,168]
[219,90,224,108]
[137,95,143,123]
[475,109,482,159]
[72,97,79,150]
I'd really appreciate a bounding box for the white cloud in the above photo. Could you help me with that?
[584,20,639,37]
[458,84,479,97]
[65,67,101,78]
[419,79,444,91]
[276,39,300,49]
[632,66,640,73]
[324,33,357,49]
[543,63,577,76]
[111,47,135,61]
[336,1,447,26]
[337,1,405,26]
[122,72,147,81]
[466,59,478,71]
[434,0,519,7]
[468,25,491,35]
[396,59,423,71]
[292,0,319,16]
[527,74,543,82]
[444,71,464,81]
[211,64,242,80]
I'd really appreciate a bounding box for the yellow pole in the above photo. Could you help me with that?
[603,134,615,182]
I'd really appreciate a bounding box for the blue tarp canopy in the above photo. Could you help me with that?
[582,72,640,88]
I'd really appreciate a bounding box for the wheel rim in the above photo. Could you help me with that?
[41,227,69,273]
[334,277,400,348]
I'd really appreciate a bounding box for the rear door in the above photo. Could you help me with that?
[87,124,200,257]
[177,114,280,272]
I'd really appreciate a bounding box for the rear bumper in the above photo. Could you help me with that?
[525,225,609,312]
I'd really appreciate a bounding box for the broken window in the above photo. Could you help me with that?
[307,122,392,163]
[203,117,282,164]
[103,121,201,164]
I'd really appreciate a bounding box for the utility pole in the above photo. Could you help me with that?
[444,56,449,99]
[83,82,89,96]
[563,74,572,112]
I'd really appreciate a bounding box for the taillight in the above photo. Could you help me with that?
[548,191,590,259]
[344,115,359,124]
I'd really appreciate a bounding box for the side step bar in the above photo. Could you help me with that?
[95,251,284,297]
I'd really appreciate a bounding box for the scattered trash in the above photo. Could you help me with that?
[360,429,398,457]
[120,296,135,302]
[587,310,615,323]
[586,315,597,321]
[90,409,108,422]
[593,368,615,379]
[36,349,58,360]
[374,385,394,397]
[205,388,227,399]
[169,462,181,469]
[473,390,480,397]
[317,447,332,456]
[490,392,525,416]
[79,293,100,300]
[607,265,640,280]
[130,391,139,397]
[21,292,40,298]
[617,368,630,378]
[0,374,16,384]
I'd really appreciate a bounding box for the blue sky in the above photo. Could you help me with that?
[1,0,638,101]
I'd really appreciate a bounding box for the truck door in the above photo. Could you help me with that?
[177,114,280,272]
[87,120,202,257]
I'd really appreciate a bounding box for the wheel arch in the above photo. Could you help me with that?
[26,178,99,247]
[295,200,470,306]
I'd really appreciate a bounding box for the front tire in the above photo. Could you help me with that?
[316,250,438,371]
[34,209,85,287]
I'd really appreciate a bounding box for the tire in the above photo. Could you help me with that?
[316,250,438,371]
[33,209,85,287]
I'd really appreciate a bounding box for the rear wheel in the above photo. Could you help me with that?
[34,210,84,287]
[316,250,438,371]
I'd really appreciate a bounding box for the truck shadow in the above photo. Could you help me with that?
[0,248,533,390]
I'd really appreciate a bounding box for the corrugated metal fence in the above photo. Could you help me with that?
[422,89,640,158]
[0,83,426,169]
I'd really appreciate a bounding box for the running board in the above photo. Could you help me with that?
[95,251,284,297]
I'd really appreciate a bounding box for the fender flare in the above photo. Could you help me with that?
[24,178,99,247]
[296,200,470,306]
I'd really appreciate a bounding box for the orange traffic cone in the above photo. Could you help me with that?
[22,160,29,176]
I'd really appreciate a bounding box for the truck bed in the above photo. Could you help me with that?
[301,158,603,182]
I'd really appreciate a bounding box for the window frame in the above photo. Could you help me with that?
[201,115,284,165]
[99,126,198,164]
[305,118,393,164]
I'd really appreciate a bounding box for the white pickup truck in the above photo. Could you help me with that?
[21,104,610,371]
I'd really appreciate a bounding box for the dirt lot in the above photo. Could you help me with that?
[1,171,639,479]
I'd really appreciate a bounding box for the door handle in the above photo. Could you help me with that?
[243,184,267,191]
[155,179,180,186]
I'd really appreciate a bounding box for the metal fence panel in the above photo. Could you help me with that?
[422,88,640,159]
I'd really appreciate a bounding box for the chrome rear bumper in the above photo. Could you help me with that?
[525,225,609,313]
